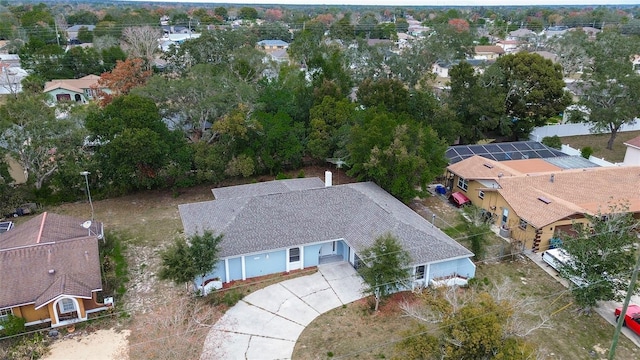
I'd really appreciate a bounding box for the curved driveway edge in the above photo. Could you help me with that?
[201,262,365,360]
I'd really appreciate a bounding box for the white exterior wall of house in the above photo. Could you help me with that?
[624,146,640,166]
[46,88,88,104]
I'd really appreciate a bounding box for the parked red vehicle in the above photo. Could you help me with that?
[615,305,640,336]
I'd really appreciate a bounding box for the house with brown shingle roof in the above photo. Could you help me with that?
[43,74,102,104]
[0,212,107,328]
[446,155,640,252]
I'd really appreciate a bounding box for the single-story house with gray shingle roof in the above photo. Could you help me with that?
[179,177,475,291]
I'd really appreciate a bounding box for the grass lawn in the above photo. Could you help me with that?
[295,197,640,360]
[294,259,640,360]
[560,130,640,163]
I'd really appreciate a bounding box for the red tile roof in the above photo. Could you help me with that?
[624,135,640,149]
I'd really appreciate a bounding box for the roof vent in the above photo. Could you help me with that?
[498,173,503,178]
[48,269,55,274]
[483,163,494,169]
[550,174,555,183]
[538,196,552,204]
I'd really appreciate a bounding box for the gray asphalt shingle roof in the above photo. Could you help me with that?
[180,180,472,265]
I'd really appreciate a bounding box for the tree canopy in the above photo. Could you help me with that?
[358,233,411,311]
[560,203,640,310]
[159,231,223,288]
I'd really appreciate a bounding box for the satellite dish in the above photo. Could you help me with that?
[81,220,92,229]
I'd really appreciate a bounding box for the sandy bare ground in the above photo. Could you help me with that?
[43,328,130,360]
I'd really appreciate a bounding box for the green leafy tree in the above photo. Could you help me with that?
[407,90,461,144]
[85,95,190,193]
[159,231,223,289]
[460,205,491,260]
[307,96,355,161]
[356,77,409,114]
[0,93,83,189]
[0,314,26,336]
[541,135,562,149]
[238,7,258,21]
[449,61,505,143]
[134,64,257,143]
[66,10,99,25]
[162,28,258,73]
[256,65,313,124]
[358,233,411,311]
[18,39,65,81]
[100,46,127,72]
[560,203,639,311]
[348,109,448,203]
[76,26,93,43]
[492,53,572,139]
[250,111,305,174]
[329,13,355,41]
[577,31,640,150]
[61,46,102,78]
[214,7,228,20]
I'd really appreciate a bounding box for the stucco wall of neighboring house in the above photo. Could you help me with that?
[46,88,86,103]
[623,147,640,165]
[536,217,590,252]
[12,304,50,324]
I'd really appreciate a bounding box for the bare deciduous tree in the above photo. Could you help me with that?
[121,26,162,67]
[127,292,224,359]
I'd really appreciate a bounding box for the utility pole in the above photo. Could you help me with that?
[608,250,640,359]
[54,21,61,47]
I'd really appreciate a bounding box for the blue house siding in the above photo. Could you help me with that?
[337,241,349,261]
[245,250,287,278]
[303,244,321,267]
[228,257,243,281]
[429,258,476,281]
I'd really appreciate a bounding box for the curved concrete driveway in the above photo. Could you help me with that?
[201,262,365,360]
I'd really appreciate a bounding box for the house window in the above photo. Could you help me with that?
[457,177,468,191]
[415,265,425,280]
[519,219,528,230]
[478,190,484,199]
[56,94,71,102]
[289,247,300,263]
[0,308,12,323]
[60,298,76,314]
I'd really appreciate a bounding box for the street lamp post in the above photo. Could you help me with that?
[80,171,94,222]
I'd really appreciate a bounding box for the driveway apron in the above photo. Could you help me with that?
[201,262,365,359]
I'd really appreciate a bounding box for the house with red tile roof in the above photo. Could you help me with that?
[446,155,640,252]
[0,213,107,328]
[43,75,103,104]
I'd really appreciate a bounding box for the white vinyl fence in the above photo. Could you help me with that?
[529,121,640,142]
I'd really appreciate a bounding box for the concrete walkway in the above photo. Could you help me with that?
[201,262,366,359]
